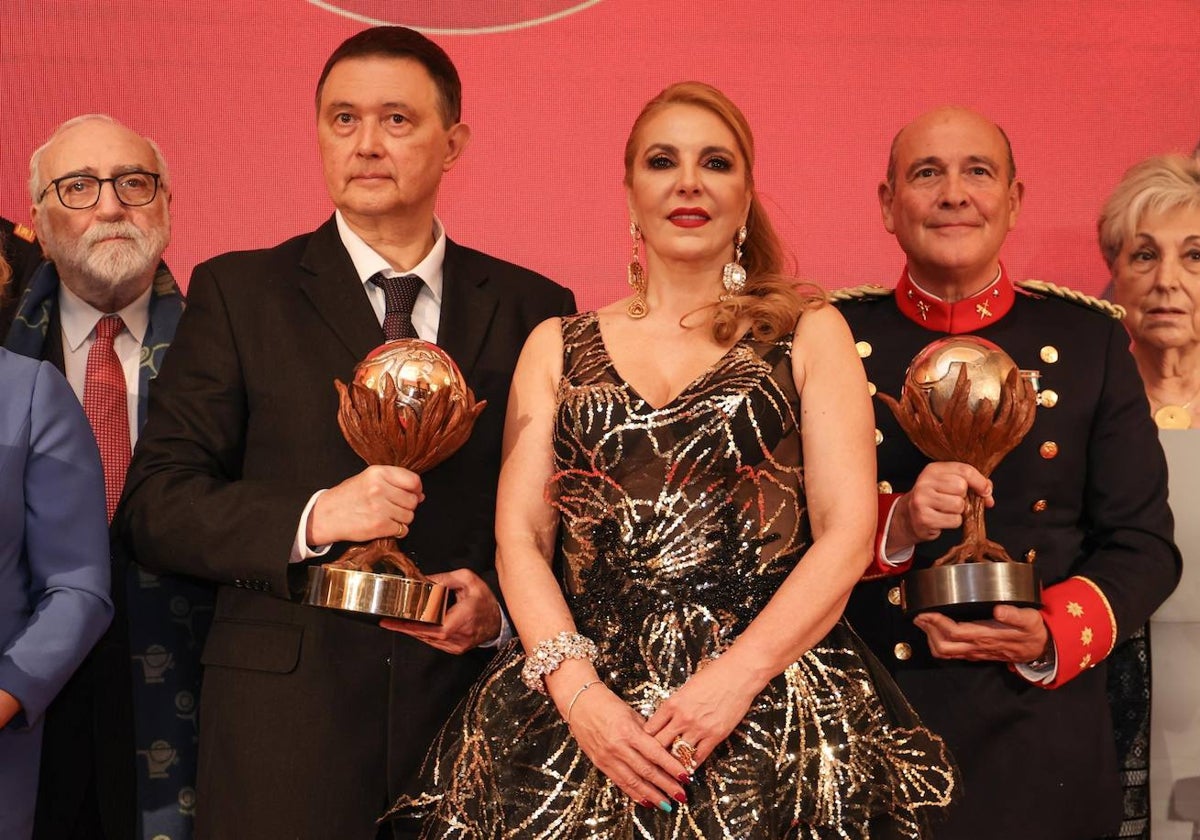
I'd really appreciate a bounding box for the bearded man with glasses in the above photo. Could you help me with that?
[5,114,214,840]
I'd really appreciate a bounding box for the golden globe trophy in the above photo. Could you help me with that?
[303,340,485,623]
[877,336,1042,619]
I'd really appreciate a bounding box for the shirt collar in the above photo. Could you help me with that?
[334,210,445,307]
[894,264,1015,333]
[58,279,152,351]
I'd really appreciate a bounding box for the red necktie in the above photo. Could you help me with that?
[83,314,132,522]
[371,273,423,341]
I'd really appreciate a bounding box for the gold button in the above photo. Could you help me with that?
[878,480,893,494]
[867,381,877,396]
[1038,389,1059,408]
[1031,499,1048,513]
[894,642,912,661]
[875,429,883,446]
[856,341,873,359]
[887,587,902,606]
[1025,549,1037,562]
[1039,441,1059,459]
[1040,346,1059,364]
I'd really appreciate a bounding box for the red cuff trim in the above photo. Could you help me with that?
[1038,576,1117,688]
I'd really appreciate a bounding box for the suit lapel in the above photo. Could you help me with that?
[298,217,383,362]
[437,239,499,377]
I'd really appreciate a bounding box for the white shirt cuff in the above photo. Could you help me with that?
[1014,642,1059,684]
[880,502,915,567]
[481,609,513,648]
[290,490,333,563]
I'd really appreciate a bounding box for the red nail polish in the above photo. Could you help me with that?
[676,773,691,783]
[640,798,653,808]
[673,791,687,803]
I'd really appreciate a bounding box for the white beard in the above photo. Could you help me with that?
[47,219,169,293]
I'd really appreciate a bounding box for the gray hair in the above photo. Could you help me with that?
[1097,153,1200,269]
[29,114,172,202]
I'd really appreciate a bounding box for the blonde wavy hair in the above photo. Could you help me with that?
[623,82,824,343]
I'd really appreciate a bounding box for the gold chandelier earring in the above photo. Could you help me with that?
[627,221,648,319]
[721,225,748,300]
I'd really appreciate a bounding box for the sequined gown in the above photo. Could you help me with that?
[389,313,956,839]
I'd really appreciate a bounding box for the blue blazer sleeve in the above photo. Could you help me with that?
[0,355,113,729]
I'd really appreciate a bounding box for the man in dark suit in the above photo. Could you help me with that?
[119,26,575,840]
[834,106,1179,840]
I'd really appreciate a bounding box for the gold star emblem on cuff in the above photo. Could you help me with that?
[1081,627,1093,645]
[1080,653,1093,669]
[1066,601,1084,618]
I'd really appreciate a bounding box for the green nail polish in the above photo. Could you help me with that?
[658,800,673,813]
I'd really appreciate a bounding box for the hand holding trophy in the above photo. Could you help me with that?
[303,340,486,623]
[877,336,1041,619]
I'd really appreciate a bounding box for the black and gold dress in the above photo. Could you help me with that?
[388,313,956,839]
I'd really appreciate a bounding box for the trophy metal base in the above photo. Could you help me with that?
[303,565,447,623]
[901,563,1042,620]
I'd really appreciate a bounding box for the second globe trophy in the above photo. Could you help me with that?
[877,336,1042,619]
[303,340,486,622]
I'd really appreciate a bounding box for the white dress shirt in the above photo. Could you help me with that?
[337,209,445,343]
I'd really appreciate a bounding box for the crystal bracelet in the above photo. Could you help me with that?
[520,631,598,694]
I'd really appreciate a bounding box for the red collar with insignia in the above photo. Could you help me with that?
[894,264,1016,333]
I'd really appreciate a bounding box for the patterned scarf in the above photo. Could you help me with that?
[5,259,182,428]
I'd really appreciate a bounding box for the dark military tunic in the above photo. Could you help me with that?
[836,267,1179,840]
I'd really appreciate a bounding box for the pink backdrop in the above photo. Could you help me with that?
[2,1,1198,307]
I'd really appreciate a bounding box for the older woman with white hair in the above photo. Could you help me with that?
[1099,153,1200,428]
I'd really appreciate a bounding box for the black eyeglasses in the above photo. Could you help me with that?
[38,171,161,210]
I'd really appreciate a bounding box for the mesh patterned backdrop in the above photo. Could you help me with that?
[2,0,1198,306]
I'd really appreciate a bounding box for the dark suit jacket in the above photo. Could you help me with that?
[118,217,576,840]
[837,285,1179,840]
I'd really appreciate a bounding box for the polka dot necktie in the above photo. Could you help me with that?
[83,313,131,522]
[370,273,423,341]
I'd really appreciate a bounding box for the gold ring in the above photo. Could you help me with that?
[670,737,696,767]
[396,522,409,539]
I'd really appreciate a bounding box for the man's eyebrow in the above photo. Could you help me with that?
[50,166,100,179]
[110,163,156,175]
[963,154,1000,169]
[50,164,154,180]
[905,156,944,174]
[323,100,414,112]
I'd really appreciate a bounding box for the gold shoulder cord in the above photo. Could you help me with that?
[1016,279,1126,320]
[829,284,892,303]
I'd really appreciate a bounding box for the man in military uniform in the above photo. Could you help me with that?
[835,106,1179,840]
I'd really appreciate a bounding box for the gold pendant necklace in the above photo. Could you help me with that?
[1154,404,1193,429]
[1152,382,1200,429]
